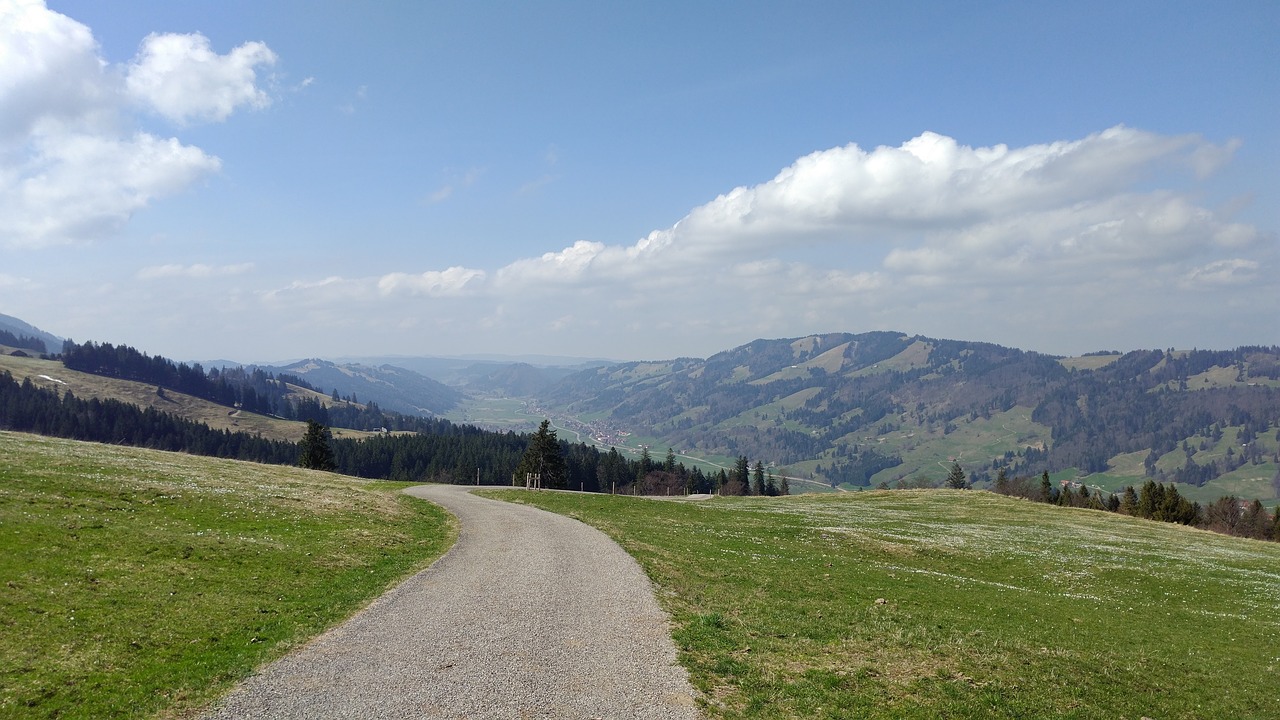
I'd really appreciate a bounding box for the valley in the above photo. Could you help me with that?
[3,322,1278,509]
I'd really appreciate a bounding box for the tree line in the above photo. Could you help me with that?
[0,370,791,499]
[989,468,1280,543]
[0,371,296,463]
[507,421,789,496]
[1,330,48,354]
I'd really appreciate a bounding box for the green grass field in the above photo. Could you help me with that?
[492,489,1280,719]
[7,425,1277,719]
[0,431,455,719]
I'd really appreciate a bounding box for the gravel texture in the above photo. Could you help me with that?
[201,484,703,719]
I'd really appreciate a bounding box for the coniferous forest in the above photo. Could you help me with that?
[0,369,724,495]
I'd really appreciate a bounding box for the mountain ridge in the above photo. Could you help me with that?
[536,331,1280,502]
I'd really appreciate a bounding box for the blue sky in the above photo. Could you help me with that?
[2,0,1276,362]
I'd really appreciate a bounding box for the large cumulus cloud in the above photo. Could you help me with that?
[0,0,275,248]
[261,126,1268,357]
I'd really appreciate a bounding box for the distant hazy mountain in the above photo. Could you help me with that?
[259,359,462,417]
[0,313,63,353]
[339,354,610,390]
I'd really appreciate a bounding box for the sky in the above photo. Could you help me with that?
[2,0,1277,363]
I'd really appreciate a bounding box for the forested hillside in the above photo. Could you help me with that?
[260,358,461,417]
[59,341,444,432]
[540,333,1280,499]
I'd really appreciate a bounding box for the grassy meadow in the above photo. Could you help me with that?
[492,489,1280,719]
[0,431,455,719]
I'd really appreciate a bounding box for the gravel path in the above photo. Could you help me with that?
[201,484,702,719]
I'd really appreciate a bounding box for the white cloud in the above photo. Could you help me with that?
[0,0,114,142]
[136,262,254,280]
[0,1,275,248]
[377,267,485,296]
[261,276,366,305]
[647,126,1202,257]
[881,192,1253,283]
[227,127,1268,359]
[2,132,220,247]
[495,240,606,288]
[125,32,276,124]
[1181,259,1260,287]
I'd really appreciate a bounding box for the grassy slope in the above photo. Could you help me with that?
[0,354,375,442]
[493,489,1280,720]
[0,431,455,719]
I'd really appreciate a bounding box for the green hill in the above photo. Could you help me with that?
[0,431,454,719]
[498,488,1280,719]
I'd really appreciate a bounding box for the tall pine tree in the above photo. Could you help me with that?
[515,419,565,489]
[298,420,337,471]
[945,461,968,489]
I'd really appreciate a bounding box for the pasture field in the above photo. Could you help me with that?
[442,394,539,431]
[494,489,1280,719]
[0,432,455,719]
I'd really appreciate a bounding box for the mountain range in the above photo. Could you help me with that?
[536,332,1280,498]
[2,315,1277,505]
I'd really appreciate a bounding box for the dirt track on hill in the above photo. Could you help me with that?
[201,484,702,719]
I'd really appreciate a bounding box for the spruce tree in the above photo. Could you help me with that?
[1239,500,1270,540]
[945,461,968,489]
[735,456,750,494]
[1058,483,1074,507]
[752,460,766,496]
[515,419,565,489]
[993,468,1011,495]
[298,420,337,471]
[1119,486,1139,515]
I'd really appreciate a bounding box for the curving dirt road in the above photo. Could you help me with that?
[201,484,702,719]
